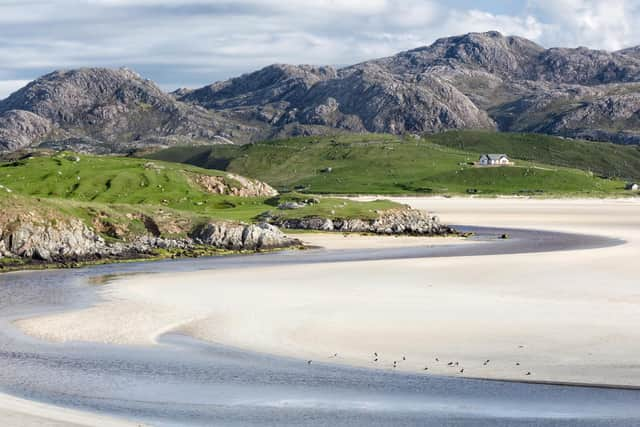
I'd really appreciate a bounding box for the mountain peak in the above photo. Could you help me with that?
[0,67,261,153]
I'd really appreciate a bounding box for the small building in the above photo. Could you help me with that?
[478,154,511,166]
[625,182,639,191]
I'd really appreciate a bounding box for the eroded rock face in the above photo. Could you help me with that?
[191,173,278,198]
[0,216,298,263]
[0,217,108,261]
[272,208,454,235]
[0,110,54,152]
[190,221,300,250]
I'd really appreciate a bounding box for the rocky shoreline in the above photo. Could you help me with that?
[269,208,456,235]
[0,218,301,267]
[0,206,455,270]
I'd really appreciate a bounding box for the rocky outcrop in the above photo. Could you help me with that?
[271,208,454,235]
[190,221,300,250]
[0,217,109,261]
[191,172,278,197]
[0,215,299,264]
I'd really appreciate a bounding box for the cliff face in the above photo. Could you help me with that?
[0,216,107,261]
[0,216,300,263]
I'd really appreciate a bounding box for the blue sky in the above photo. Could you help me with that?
[0,0,638,98]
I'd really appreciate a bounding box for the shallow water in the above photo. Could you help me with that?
[0,227,637,426]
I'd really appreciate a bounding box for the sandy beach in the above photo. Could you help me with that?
[15,197,640,386]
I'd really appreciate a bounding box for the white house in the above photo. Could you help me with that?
[625,182,639,191]
[478,154,511,166]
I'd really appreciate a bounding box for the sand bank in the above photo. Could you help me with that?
[297,231,471,250]
[15,198,640,386]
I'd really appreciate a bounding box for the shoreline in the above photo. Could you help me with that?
[14,210,640,386]
[0,245,293,275]
[3,197,640,425]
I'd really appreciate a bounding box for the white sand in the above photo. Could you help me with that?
[0,393,139,427]
[15,197,640,386]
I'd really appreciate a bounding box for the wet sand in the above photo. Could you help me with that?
[0,393,137,427]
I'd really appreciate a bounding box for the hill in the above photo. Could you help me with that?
[0,68,270,153]
[149,133,631,196]
[0,153,407,267]
[0,153,396,224]
[427,131,640,180]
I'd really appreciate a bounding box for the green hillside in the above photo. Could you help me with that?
[0,153,399,227]
[149,133,631,196]
[428,131,640,180]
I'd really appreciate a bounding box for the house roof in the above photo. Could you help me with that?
[480,154,509,160]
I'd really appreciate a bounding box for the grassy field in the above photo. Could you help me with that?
[0,153,400,238]
[149,132,632,196]
[428,131,640,180]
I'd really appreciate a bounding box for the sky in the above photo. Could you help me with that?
[1,0,639,98]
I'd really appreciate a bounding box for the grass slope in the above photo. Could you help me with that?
[428,131,640,180]
[0,153,398,231]
[150,133,630,196]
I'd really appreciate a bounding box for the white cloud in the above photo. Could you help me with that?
[441,10,546,42]
[0,80,30,100]
[1,0,640,92]
[528,0,640,50]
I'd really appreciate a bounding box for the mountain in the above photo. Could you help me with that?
[177,59,495,136]
[0,68,270,153]
[176,31,640,145]
[4,32,640,154]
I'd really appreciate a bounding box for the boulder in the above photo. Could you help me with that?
[190,221,300,250]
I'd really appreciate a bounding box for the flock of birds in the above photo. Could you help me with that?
[307,347,533,377]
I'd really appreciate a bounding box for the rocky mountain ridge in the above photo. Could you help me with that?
[176,31,640,145]
[3,31,640,152]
